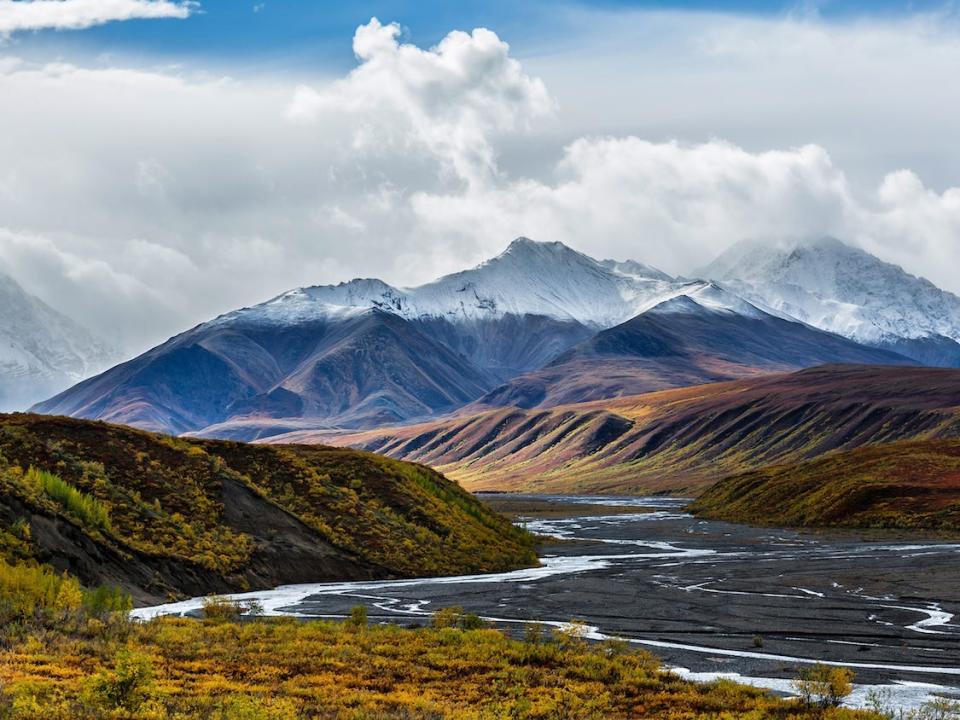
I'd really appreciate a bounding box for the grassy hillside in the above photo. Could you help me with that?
[285,365,960,494]
[688,440,960,533]
[0,413,536,604]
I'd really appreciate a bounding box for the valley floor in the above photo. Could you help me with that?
[136,496,960,713]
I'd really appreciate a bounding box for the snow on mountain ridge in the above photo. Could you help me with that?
[221,238,731,330]
[599,258,673,282]
[701,237,960,348]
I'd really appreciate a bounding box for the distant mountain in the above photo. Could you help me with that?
[235,238,679,380]
[471,283,911,410]
[33,237,916,438]
[34,308,494,436]
[0,272,115,411]
[298,365,960,495]
[701,237,960,366]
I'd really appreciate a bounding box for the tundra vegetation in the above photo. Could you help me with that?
[0,414,537,604]
[0,574,896,720]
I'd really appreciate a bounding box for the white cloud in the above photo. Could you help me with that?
[408,136,960,294]
[410,139,855,273]
[0,0,196,34]
[1,13,960,358]
[287,17,553,188]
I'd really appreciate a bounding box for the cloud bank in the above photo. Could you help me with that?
[0,0,195,34]
[1,13,959,356]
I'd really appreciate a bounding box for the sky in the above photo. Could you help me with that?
[1,0,959,354]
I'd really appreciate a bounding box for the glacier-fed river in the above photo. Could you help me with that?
[133,495,960,711]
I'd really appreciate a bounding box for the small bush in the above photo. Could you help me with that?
[430,606,486,631]
[792,663,854,708]
[84,648,157,711]
[523,622,544,645]
[431,606,465,629]
[83,585,133,615]
[461,613,485,630]
[202,595,244,622]
[348,604,368,629]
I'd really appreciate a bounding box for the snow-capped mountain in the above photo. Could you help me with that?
[0,272,116,410]
[700,237,960,366]
[215,237,755,330]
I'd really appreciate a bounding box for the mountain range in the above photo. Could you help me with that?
[31,237,921,438]
[0,271,115,412]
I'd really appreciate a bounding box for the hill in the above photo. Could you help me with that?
[292,365,960,494]
[0,413,535,604]
[688,440,960,533]
[32,309,496,435]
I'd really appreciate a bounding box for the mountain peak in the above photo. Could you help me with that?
[499,237,581,260]
[202,236,762,332]
[700,236,960,363]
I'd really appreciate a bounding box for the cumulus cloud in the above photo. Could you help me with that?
[0,0,196,34]
[287,18,552,188]
[2,13,960,358]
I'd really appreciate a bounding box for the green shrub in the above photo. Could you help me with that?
[27,467,111,532]
[460,613,485,630]
[83,648,157,711]
[348,604,368,629]
[83,584,133,615]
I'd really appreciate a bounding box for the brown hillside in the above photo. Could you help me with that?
[275,365,960,494]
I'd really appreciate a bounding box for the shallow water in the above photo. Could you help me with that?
[134,495,960,710]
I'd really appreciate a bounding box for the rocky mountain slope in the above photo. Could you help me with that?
[292,365,960,495]
[0,272,115,411]
[701,236,960,366]
[0,413,535,605]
